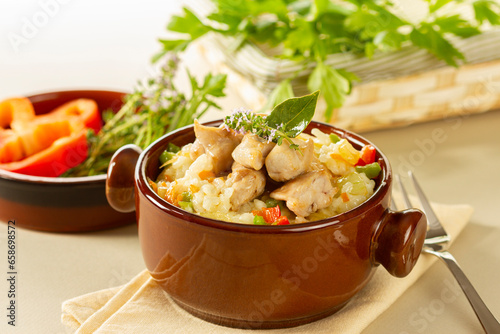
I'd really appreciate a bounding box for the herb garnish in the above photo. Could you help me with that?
[157,0,500,120]
[223,91,318,149]
[63,54,227,177]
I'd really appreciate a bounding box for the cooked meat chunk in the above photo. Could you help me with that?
[270,169,336,217]
[265,137,314,182]
[227,162,266,210]
[194,120,242,175]
[189,139,205,160]
[231,134,275,170]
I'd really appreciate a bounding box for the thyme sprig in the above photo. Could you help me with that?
[223,109,298,149]
[63,53,227,177]
[223,91,319,150]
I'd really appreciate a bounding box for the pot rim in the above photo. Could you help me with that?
[136,120,392,234]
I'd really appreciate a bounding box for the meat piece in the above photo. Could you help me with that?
[189,139,205,160]
[265,137,314,182]
[194,120,242,175]
[270,169,336,217]
[231,133,275,170]
[227,162,266,211]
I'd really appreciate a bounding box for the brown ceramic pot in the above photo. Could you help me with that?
[106,120,427,329]
[0,90,136,232]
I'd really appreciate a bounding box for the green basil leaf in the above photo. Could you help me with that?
[265,91,319,138]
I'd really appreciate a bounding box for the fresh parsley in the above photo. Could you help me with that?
[157,0,500,120]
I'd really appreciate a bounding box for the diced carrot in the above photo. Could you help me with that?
[199,170,215,180]
[190,184,200,193]
[341,192,350,203]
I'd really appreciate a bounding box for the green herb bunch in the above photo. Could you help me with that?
[158,0,500,120]
[63,54,227,176]
[223,90,319,150]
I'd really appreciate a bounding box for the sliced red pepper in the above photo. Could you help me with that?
[355,145,376,166]
[0,130,25,163]
[43,98,102,133]
[0,97,35,129]
[252,205,281,224]
[0,97,94,177]
[253,205,291,225]
[273,216,290,225]
[0,120,88,177]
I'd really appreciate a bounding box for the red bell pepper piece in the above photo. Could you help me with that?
[0,97,35,129]
[273,216,290,225]
[253,205,291,225]
[43,98,102,133]
[253,205,282,224]
[0,97,96,177]
[0,120,88,177]
[356,145,376,166]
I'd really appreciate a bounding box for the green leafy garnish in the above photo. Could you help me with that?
[223,91,318,149]
[157,0,500,120]
[63,54,227,177]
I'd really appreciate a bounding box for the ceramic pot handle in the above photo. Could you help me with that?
[105,144,143,213]
[372,209,427,277]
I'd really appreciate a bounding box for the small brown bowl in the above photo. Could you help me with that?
[0,90,136,232]
[106,120,427,329]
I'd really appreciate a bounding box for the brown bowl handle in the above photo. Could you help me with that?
[105,144,143,213]
[372,209,427,277]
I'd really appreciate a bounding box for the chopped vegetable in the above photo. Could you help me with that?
[167,143,180,153]
[356,145,376,166]
[337,139,361,165]
[329,133,341,144]
[337,173,367,196]
[159,150,175,165]
[252,205,281,224]
[264,197,280,208]
[252,205,289,225]
[355,162,381,179]
[272,216,290,225]
[253,215,267,225]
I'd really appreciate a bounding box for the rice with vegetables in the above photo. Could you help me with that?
[151,120,381,226]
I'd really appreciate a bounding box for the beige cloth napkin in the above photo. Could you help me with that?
[62,198,473,334]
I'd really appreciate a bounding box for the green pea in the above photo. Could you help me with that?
[159,150,174,165]
[179,201,193,213]
[181,191,192,202]
[168,142,180,153]
[253,215,267,225]
[355,162,381,179]
[265,198,280,208]
[329,133,341,143]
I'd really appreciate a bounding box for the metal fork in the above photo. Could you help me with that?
[394,171,500,334]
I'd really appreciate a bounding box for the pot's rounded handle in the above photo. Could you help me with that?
[372,209,427,277]
[105,144,143,213]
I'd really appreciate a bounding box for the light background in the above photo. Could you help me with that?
[1,1,499,333]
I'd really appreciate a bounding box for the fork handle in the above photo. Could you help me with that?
[425,249,500,333]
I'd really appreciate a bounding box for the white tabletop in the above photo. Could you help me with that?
[1,1,499,333]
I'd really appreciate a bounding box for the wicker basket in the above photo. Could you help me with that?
[189,0,500,132]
